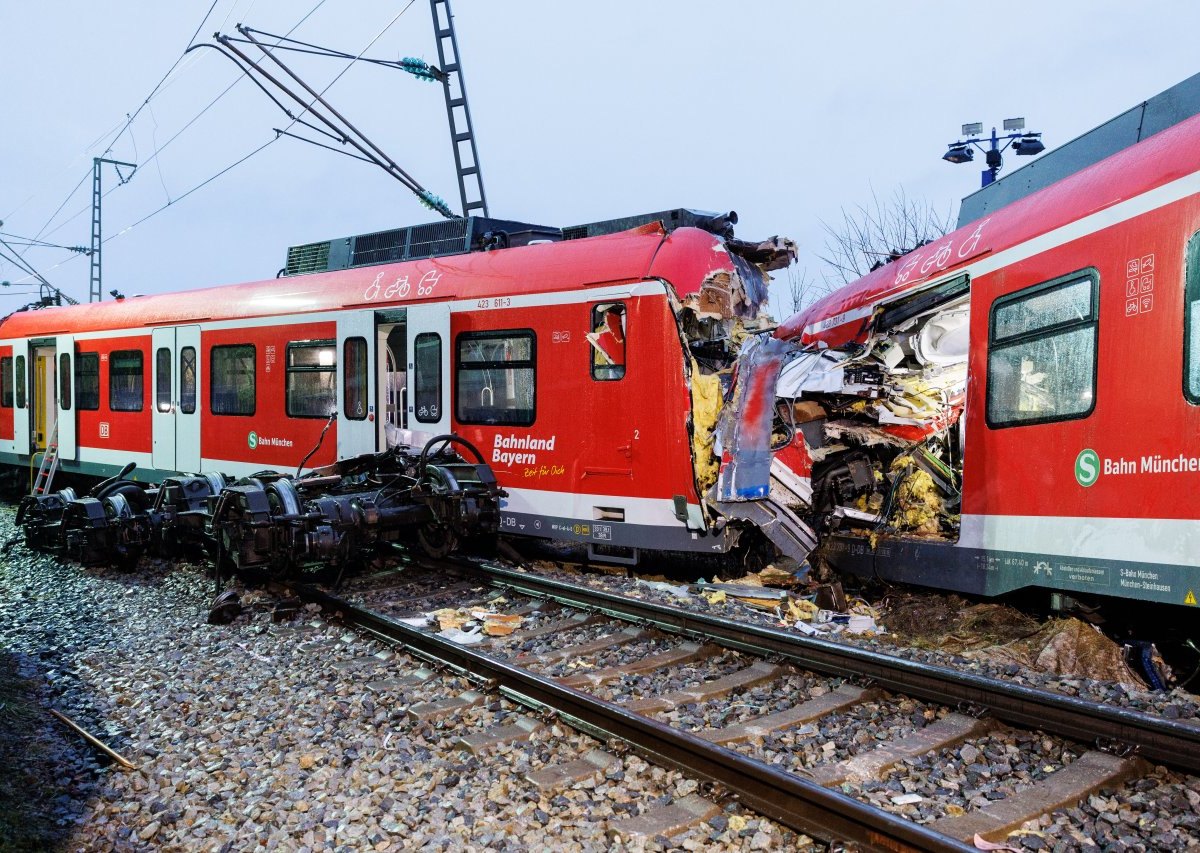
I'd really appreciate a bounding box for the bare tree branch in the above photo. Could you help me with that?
[785,266,832,314]
[817,187,956,286]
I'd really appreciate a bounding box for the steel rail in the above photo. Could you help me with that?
[293,582,971,853]
[468,562,1200,772]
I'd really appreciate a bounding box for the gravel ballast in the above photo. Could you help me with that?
[1,509,813,850]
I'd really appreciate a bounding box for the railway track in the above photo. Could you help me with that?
[289,559,1200,851]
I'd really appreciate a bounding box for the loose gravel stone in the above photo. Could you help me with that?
[1,507,811,850]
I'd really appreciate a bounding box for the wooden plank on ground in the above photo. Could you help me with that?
[809,713,996,786]
[930,750,1149,842]
[700,684,879,746]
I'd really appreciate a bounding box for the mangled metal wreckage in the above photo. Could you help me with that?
[703,263,966,572]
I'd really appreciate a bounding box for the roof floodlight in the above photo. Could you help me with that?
[943,143,974,164]
[1013,134,1045,156]
[961,122,983,137]
[1003,117,1025,131]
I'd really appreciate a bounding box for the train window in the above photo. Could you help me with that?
[0,357,11,408]
[286,340,336,418]
[412,333,441,424]
[156,347,172,413]
[110,350,144,412]
[15,356,25,409]
[986,270,1098,428]
[180,347,197,414]
[75,353,99,411]
[455,331,536,426]
[211,345,255,416]
[589,302,626,381]
[343,337,368,421]
[1185,231,1200,403]
[59,353,72,411]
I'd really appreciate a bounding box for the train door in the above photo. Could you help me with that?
[151,326,201,472]
[337,314,375,458]
[13,339,29,453]
[406,304,450,437]
[31,344,55,452]
[55,335,76,461]
[375,313,408,448]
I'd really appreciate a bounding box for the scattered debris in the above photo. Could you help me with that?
[432,608,471,632]
[881,592,1150,688]
[689,572,884,636]
[206,590,242,625]
[696,583,789,608]
[967,618,1144,689]
[436,627,485,646]
[755,563,805,587]
[475,611,522,637]
[635,580,693,600]
[890,793,924,806]
[425,607,524,637]
[49,709,136,770]
[271,597,302,623]
[813,581,848,613]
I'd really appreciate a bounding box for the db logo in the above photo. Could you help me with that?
[1075,448,1099,488]
[247,431,259,450]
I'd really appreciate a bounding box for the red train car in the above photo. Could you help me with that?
[0,215,806,566]
[758,110,1200,613]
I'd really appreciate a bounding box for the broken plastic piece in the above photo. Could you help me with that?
[813,581,848,613]
[635,579,693,600]
[437,627,485,645]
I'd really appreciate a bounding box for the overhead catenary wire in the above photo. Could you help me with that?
[0,232,89,254]
[20,0,332,250]
[203,1,455,217]
[37,0,333,245]
[6,0,415,286]
[19,0,223,251]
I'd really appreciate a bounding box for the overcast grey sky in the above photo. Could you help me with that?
[2,1,1198,315]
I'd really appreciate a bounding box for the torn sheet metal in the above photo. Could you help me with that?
[726,235,798,272]
[716,335,791,501]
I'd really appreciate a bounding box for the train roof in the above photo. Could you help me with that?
[777,110,1200,349]
[0,224,735,338]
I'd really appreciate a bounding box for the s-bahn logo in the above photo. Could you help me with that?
[247,431,259,450]
[1075,448,1100,488]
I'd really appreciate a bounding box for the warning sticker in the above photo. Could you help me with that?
[1186,590,1197,606]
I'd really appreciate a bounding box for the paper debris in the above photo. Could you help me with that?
[636,580,693,600]
[432,608,470,631]
[437,627,485,646]
[479,613,522,637]
[890,793,923,806]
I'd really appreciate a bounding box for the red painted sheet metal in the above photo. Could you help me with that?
[963,200,1200,521]
[78,336,152,454]
[450,293,699,504]
[647,227,736,297]
[0,227,673,338]
[777,111,1200,349]
[201,322,339,470]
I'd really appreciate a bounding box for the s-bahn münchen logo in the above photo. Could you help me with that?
[1075,448,1100,487]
